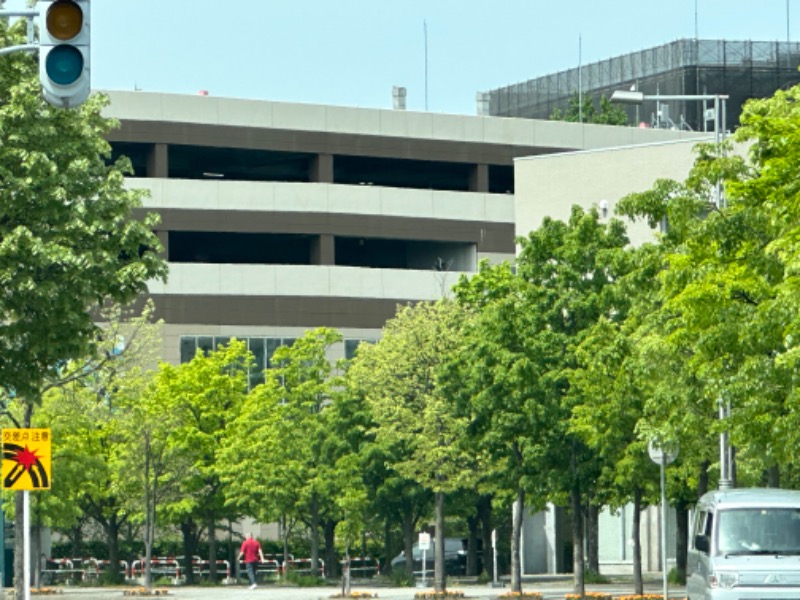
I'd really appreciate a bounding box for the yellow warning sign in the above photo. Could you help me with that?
[1,429,51,491]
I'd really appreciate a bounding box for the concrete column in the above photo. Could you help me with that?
[469,163,489,192]
[311,234,335,265]
[310,153,334,183]
[157,230,169,260]
[147,143,168,178]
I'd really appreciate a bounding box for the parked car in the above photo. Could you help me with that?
[390,537,478,576]
[687,487,800,600]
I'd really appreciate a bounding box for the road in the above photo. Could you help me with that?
[10,577,687,600]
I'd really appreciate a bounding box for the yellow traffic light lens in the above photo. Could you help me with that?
[46,1,84,41]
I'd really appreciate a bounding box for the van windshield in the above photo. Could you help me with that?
[717,508,800,555]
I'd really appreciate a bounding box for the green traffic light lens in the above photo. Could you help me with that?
[46,1,83,41]
[45,45,84,86]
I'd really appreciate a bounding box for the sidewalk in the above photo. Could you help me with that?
[5,578,687,600]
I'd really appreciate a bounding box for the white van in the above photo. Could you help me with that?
[687,488,800,599]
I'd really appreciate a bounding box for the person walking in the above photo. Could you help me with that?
[238,533,266,589]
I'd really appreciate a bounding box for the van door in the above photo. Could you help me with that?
[687,508,712,600]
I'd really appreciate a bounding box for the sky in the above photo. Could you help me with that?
[4,0,799,115]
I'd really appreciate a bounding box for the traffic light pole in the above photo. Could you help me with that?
[0,9,38,56]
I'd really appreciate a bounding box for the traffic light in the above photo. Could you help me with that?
[38,0,90,108]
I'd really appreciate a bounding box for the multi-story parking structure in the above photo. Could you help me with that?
[102,90,704,384]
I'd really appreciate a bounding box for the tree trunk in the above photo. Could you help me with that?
[106,515,123,584]
[324,519,338,578]
[478,495,493,579]
[765,465,780,487]
[466,513,479,576]
[282,514,291,575]
[310,495,321,577]
[698,461,710,498]
[402,511,415,578]
[674,498,689,584]
[510,488,524,592]
[180,520,199,585]
[144,432,152,590]
[570,483,585,597]
[632,487,643,596]
[32,524,42,590]
[144,526,153,590]
[434,491,446,593]
[587,504,599,574]
[207,513,217,581]
[382,517,393,575]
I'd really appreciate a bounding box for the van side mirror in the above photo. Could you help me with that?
[695,534,710,553]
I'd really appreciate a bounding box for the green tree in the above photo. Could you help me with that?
[33,303,163,584]
[451,262,561,592]
[514,206,633,595]
[550,92,628,125]
[343,350,433,578]
[347,300,478,593]
[152,339,252,583]
[222,328,344,578]
[116,361,189,590]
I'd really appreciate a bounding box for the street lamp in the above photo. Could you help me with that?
[610,90,729,208]
[611,89,733,490]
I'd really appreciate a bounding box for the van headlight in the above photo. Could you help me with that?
[710,571,739,589]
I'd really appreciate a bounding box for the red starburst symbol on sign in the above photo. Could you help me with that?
[12,445,40,471]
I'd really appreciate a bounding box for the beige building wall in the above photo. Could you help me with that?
[514,139,711,246]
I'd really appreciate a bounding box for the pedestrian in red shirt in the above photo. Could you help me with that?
[238,533,265,589]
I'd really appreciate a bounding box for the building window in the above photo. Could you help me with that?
[179,336,298,389]
[344,338,376,360]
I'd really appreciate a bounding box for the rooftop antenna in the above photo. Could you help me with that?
[578,35,583,124]
[424,20,429,111]
[695,0,698,39]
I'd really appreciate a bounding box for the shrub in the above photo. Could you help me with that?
[565,593,612,600]
[414,591,465,599]
[386,570,415,587]
[284,571,327,586]
[668,566,686,585]
[583,569,611,584]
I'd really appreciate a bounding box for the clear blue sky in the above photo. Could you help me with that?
[5,0,799,114]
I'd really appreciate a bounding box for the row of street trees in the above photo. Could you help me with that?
[5,4,800,595]
[27,79,800,590]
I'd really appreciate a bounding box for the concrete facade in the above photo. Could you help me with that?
[514,138,710,244]
[102,91,704,367]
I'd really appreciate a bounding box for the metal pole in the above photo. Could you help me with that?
[0,506,4,599]
[492,529,498,587]
[23,492,30,600]
[661,454,668,600]
[714,95,722,208]
[719,401,732,489]
[578,35,583,124]
[423,21,428,112]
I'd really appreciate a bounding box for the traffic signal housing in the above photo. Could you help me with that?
[38,0,90,108]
